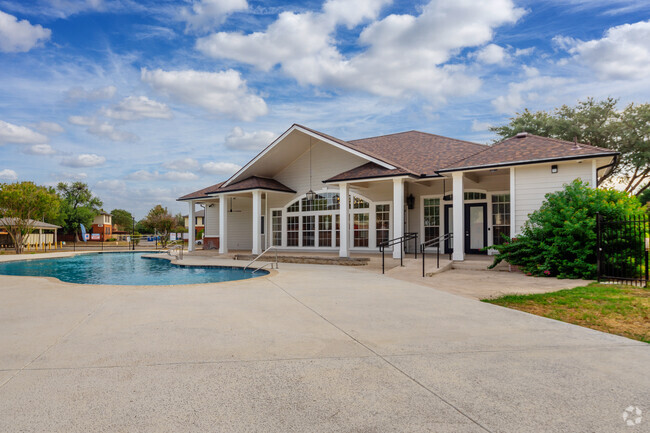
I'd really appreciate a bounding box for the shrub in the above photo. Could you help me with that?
[489,180,645,279]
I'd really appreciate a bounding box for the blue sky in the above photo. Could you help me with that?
[0,0,649,218]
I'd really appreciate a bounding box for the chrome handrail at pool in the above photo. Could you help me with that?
[244,246,278,271]
[252,262,274,273]
[167,245,184,260]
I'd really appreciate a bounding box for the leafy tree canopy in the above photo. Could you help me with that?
[489,180,645,279]
[145,205,175,248]
[56,182,102,238]
[110,209,134,232]
[491,98,650,195]
[0,182,61,253]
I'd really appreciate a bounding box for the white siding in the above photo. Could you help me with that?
[204,203,220,237]
[227,197,252,250]
[514,161,593,234]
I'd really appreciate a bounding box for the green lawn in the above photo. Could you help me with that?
[483,283,650,343]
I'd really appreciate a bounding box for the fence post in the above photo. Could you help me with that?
[596,212,601,283]
[645,215,649,286]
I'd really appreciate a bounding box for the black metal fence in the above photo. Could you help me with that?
[597,213,649,286]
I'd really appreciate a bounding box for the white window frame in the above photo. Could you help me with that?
[420,194,443,251]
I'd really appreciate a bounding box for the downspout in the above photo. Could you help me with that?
[596,154,618,187]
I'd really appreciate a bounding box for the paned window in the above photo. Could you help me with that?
[491,194,510,245]
[272,210,282,246]
[423,198,440,243]
[376,204,390,247]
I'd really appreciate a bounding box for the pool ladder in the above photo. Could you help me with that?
[167,245,184,260]
[244,246,278,273]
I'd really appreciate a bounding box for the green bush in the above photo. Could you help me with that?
[489,180,645,279]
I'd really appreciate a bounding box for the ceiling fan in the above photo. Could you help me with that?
[229,197,242,213]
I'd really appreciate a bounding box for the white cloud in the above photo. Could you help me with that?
[514,47,535,57]
[474,44,507,64]
[471,120,492,132]
[196,0,524,101]
[59,172,88,180]
[141,68,268,121]
[0,10,50,53]
[0,120,48,145]
[181,0,248,33]
[33,121,64,134]
[201,161,241,176]
[101,96,172,120]
[66,85,117,101]
[126,170,157,181]
[163,171,198,181]
[24,143,56,155]
[492,67,570,114]
[561,20,650,80]
[0,168,18,180]
[96,179,126,191]
[61,153,106,167]
[125,169,199,181]
[224,127,275,151]
[68,116,138,141]
[163,158,200,170]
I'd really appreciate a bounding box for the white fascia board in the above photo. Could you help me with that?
[222,124,395,187]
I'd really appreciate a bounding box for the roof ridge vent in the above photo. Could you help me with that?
[515,132,528,138]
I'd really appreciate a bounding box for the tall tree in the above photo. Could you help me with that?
[56,182,103,241]
[490,98,650,195]
[0,182,60,254]
[145,205,175,248]
[110,209,134,233]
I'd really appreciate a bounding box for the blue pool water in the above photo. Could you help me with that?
[0,252,267,285]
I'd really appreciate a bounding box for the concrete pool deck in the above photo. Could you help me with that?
[0,254,648,432]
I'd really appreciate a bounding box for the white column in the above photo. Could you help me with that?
[452,172,465,261]
[39,229,43,250]
[252,190,262,255]
[339,183,349,257]
[510,166,516,238]
[188,201,195,252]
[591,159,598,187]
[219,195,228,254]
[393,178,404,259]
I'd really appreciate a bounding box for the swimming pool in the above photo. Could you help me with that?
[0,252,268,286]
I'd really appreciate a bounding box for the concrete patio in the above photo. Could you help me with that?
[0,257,648,432]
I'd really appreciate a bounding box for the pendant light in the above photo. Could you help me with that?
[305,137,316,202]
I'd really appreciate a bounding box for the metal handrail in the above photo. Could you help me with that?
[378,232,418,274]
[420,233,453,277]
[167,244,184,260]
[253,262,275,273]
[244,246,278,271]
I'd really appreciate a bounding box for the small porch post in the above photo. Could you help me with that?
[510,167,516,238]
[393,178,404,259]
[252,190,262,255]
[452,172,465,261]
[39,228,43,250]
[339,182,349,257]
[219,195,228,254]
[188,201,196,252]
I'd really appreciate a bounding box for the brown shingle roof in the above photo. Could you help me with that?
[439,133,618,172]
[324,162,409,183]
[177,182,224,201]
[347,131,487,176]
[207,176,295,195]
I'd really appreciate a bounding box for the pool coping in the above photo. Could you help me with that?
[0,250,277,287]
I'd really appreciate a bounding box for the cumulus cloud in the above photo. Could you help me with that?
[0,168,18,180]
[224,127,275,151]
[0,10,51,53]
[61,153,106,167]
[66,85,117,101]
[24,143,56,155]
[33,121,64,134]
[196,0,524,101]
[559,20,650,80]
[96,179,126,191]
[201,161,241,176]
[59,172,88,180]
[101,96,172,120]
[68,116,138,142]
[0,120,48,145]
[126,169,199,181]
[181,0,248,33]
[141,68,268,121]
[492,66,570,114]
[163,158,200,170]
[474,44,507,64]
[471,120,492,132]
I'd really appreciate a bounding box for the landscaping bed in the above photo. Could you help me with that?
[484,283,650,343]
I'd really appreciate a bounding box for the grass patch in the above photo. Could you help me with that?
[483,283,650,343]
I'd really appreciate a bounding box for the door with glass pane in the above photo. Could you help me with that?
[464,203,487,254]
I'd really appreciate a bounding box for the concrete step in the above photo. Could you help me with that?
[452,258,512,272]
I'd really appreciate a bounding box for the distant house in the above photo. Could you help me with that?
[178,124,617,260]
[91,212,112,241]
[183,209,205,236]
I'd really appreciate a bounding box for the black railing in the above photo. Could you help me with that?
[597,213,649,286]
[379,232,418,274]
[420,233,453,277]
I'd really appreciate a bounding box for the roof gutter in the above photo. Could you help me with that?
[436,152,620,173]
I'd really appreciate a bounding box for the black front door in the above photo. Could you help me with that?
[444,204,453,253]
[464,203,487,254]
